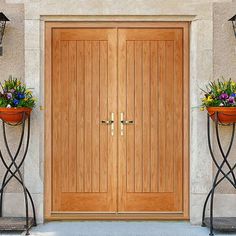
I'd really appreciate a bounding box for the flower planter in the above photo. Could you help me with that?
[0,107,32,123]
[207,107,236,124]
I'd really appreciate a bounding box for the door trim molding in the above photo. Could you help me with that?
[44,21,189,220]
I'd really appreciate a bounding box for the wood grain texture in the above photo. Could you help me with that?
[68,41,77,193]
[183,23,190,218]
[51,28,117,212]
[84,40,92,193]
[52,29,62,210]
[76,41,85,192]
[158,40,166,193]
[173,29,183,210]
[45,22,189,219]
[126,41,135,193]
[99,41,109,193]
[142,41,151,193]
[118,28,184,212]
[165,40,174,193]
[150,41,158,193]
[60,41,69,193]
[44,23,52,218]
[91,41,100,193]
[134,41,143,193]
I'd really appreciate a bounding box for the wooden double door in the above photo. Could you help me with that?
[48,22,189,218]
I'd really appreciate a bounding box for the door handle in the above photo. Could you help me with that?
[121,120,134,125]
[101,112,114,136]
[101,120,114,125]
[120,112,134,136]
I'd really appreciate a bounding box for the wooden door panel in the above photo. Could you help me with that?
[52,28,117,212]
[50,25,187,215]
[118,28,183,212]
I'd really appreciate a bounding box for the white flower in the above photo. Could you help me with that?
[6,104,11,108]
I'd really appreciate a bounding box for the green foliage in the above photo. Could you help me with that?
[0,76,37,108]
[200,77,236,110]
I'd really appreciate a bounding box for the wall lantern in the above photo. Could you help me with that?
[229,15,236,38]
[0,12,10,56]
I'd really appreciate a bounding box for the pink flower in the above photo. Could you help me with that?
[228,96,235,104]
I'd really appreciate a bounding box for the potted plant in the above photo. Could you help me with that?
[0,76,36,123]
[201,78,236,124]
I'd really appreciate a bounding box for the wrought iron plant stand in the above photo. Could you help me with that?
[202,111,236,236]
[0,112,36,235]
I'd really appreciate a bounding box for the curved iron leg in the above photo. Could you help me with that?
[0,150,37,228]
[209,164,221,235]
[216,124,236,184]
[3,116,29,234]
[202,114,236,228]
[202,112,236,236]
[0,120,26,216]
[0,114,36,234]
[202,161,236,227]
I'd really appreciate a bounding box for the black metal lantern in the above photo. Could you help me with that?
[229,15,236,38]
[0,12,10,56]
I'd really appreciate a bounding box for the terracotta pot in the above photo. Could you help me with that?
[0,107,32,123]
[207,107,236,124]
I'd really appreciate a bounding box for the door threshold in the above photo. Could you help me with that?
[46,212,189,221]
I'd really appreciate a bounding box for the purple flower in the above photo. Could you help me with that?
[9,89,15,93]
[228,96,235,104]
[219,93,229,100]
[231,93,236,98]
[6,93,12,99]
[17,92,25,99]
[13,99,19,106]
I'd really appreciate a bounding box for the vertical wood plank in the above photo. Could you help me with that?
[126,41,135,193]
[118,30,128,211]
[68,41,77,192]
[158,41,166,192]
[150,41,158,192]
[107,30,118,210]
[45,23,52,216]
[165,41,174,192]
[84,41,92,192]
[183,24,190,217]
[134,41,143,192]
[60,41,69,193]
[76,41,85,192]
[100,41,108,193]
[91,41,100,192]
[174,30,183,209]
[142,41,151,192]
[52,30,62,209]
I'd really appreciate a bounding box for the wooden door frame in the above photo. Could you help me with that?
[44,21,189,221]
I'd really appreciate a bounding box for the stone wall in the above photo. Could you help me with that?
[0,0,27,217]
[212,1,236,197]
